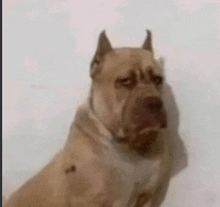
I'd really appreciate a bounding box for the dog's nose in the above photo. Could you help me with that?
[142,97,163,111]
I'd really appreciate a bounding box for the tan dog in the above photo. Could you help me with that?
[4,30,172,207]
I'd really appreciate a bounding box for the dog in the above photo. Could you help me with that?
[4,30,172,207]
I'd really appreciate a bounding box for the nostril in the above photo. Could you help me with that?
[148,101,162,110]
[160,121,167,128]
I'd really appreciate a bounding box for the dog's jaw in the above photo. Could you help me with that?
[76,100,162,157]
[114,127,164,156]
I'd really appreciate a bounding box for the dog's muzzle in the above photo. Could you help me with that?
[130,96,167,131]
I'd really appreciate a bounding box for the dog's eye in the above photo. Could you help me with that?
[117,78,133,87]
[152,76,163,85]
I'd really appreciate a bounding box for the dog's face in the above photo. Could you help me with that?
[90,31,167,152]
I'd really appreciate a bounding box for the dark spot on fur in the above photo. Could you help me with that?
[65,165,76,174]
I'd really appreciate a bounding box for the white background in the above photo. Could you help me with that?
[3,0,220,206]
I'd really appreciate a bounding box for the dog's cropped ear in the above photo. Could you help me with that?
[142,30,153,55]
[90,30,112,78]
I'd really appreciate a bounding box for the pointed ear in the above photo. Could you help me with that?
[142,30,153,54]
[90,30,112,78]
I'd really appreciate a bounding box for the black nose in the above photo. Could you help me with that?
[142,97,163,111]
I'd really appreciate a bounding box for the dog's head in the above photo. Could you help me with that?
[90,30,167,153]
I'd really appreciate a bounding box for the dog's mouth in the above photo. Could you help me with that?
[132,107,167,128]
[125,109,167,136]
[114,101,167,155]
[114,106,167,155]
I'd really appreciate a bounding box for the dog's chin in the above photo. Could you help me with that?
[131,129,159,155]
[115,125,162,155]
[115,128,160,156]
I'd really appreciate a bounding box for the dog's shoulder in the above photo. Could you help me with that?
[3,152,70,207]
[4,103,115,207]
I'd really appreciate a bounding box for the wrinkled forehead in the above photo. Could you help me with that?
[101,48,161,79]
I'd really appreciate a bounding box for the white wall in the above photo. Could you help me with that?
[3,0,220,206]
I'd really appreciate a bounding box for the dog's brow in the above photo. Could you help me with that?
[131,62,141,70]
[129,63,142,78]
[122,68,135,76]
[123,70,136,82]
[146,66,161,76]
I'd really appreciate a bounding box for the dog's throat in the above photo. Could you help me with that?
[115,131,159,156]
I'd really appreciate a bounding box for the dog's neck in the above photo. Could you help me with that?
[73,99,163,157]
[74,99,114,144]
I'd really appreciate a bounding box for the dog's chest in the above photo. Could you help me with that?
[102,142,161,207]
